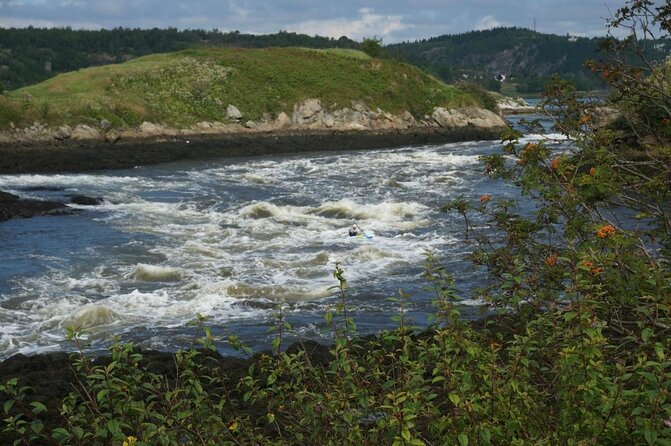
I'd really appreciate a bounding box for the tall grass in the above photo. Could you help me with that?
[1,48,483,129]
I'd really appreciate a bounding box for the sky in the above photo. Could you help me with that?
[0,0,632,43]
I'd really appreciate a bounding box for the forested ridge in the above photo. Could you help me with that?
[389,27,671,92]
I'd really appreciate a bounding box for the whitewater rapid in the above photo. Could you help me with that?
[0,130,567,359]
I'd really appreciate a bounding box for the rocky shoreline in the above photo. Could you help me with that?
[0,97,512,174]
[0,125,504,174]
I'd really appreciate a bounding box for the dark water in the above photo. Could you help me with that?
[0,117,564,359]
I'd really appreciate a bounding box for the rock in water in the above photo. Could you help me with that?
[69,195,104,206]
[0,190,69,221]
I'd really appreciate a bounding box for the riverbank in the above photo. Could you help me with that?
[0,316,510,445]
[0,126,503,174]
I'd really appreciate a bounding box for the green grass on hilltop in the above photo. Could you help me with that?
[0,47,485,129]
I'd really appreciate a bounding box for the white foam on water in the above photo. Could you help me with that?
[62,267,120,295]
[62,304,123,329]
[34,292,88,316]
[240,201,313,223]
[103,289,207,322]
[225,282,332,303]
[242,173,277,185]
[183,240,225,258]
[519,133,571,143]
[129,264,186,282]
[0,173,185,197]
[312,199,427,223]
[1,138,552,359]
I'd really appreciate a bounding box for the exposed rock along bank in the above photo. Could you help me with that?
[0,99,507,146]
[0,100,509,174]
[496,97,537,114]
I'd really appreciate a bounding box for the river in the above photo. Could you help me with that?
[0,115,565,360]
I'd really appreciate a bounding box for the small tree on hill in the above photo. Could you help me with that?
[361,36,385,58]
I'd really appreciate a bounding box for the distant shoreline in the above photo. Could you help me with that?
[0,126,503,174]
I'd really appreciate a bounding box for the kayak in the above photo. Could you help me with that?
[354,231,374,240]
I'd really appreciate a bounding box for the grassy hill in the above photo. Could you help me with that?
[0,28,359,91]
[0,47,484,130]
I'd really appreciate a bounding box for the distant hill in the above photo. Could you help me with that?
[0,47,486,130]
[0,28,358,90]
[387,27,671,93]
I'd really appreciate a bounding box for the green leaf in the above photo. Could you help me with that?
[177,410,193,421]
[654,343,665,361]
[72,426,84,439]
[51,427,70,441]
[95,428,108,439]
[639,372,658,384]
[563,311,577,322]
[30,401,47,415]
[480,428,492,444]
[3,399,14,414]
[105,361,117,373]
[30,420,43,434]
[449,392,461,406]
[458,433,469,446]
[267,373,277,385]
[642,328,652,342]
[645,428,658,445]
[631,407,647,416]
[107,419,121,435]
[96,389,109,403]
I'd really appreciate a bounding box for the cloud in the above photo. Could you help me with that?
[0,0,630,41]
[0,17,57,28]
[475,15,507,31]
[229,1,251,20]
[290,7,410,41]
